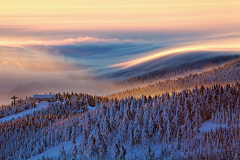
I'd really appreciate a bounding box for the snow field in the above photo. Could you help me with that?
[28,137,81,160]
[199,120,227,133]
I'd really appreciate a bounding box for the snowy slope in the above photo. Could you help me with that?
[28,137,81,160]
[87,105,96,111]
[199,120,227,133]
[0,102,49,123]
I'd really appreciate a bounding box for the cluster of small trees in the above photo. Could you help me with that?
[0,97,36,118]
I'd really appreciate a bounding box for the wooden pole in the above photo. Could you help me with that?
[11,95,18,105]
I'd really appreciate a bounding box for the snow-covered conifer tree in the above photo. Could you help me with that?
[148,115,154,141]
[60,144,67,160]
[85,111,91,133]
[87,133,97,160]
[119,145,126,160]
[113,143,120,159]
[166,119,173,143]
[129,128,134,155]
[145,144,152,160]
[134,124,141,144]
[71,127,76,144]
[71,143,77,160]
[141,126,149,147]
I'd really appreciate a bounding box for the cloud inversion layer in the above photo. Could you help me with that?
[0,35,240,94]
[109,38,240,69]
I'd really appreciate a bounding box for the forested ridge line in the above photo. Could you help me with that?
[108,58,240,99]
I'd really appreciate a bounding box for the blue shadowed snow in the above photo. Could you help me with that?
[28,137,81,160]
[199,120,227,133]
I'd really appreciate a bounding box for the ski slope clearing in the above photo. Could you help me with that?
[0,102,49,123]
[199,120,227,133]
[28,137,81,160]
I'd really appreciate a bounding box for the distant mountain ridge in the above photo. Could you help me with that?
[108,57,240,99]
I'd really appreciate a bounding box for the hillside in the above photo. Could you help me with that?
[108,59,240,99]
[1,83,240,159]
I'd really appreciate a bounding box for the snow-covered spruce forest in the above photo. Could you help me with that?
[1,83,240,159]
